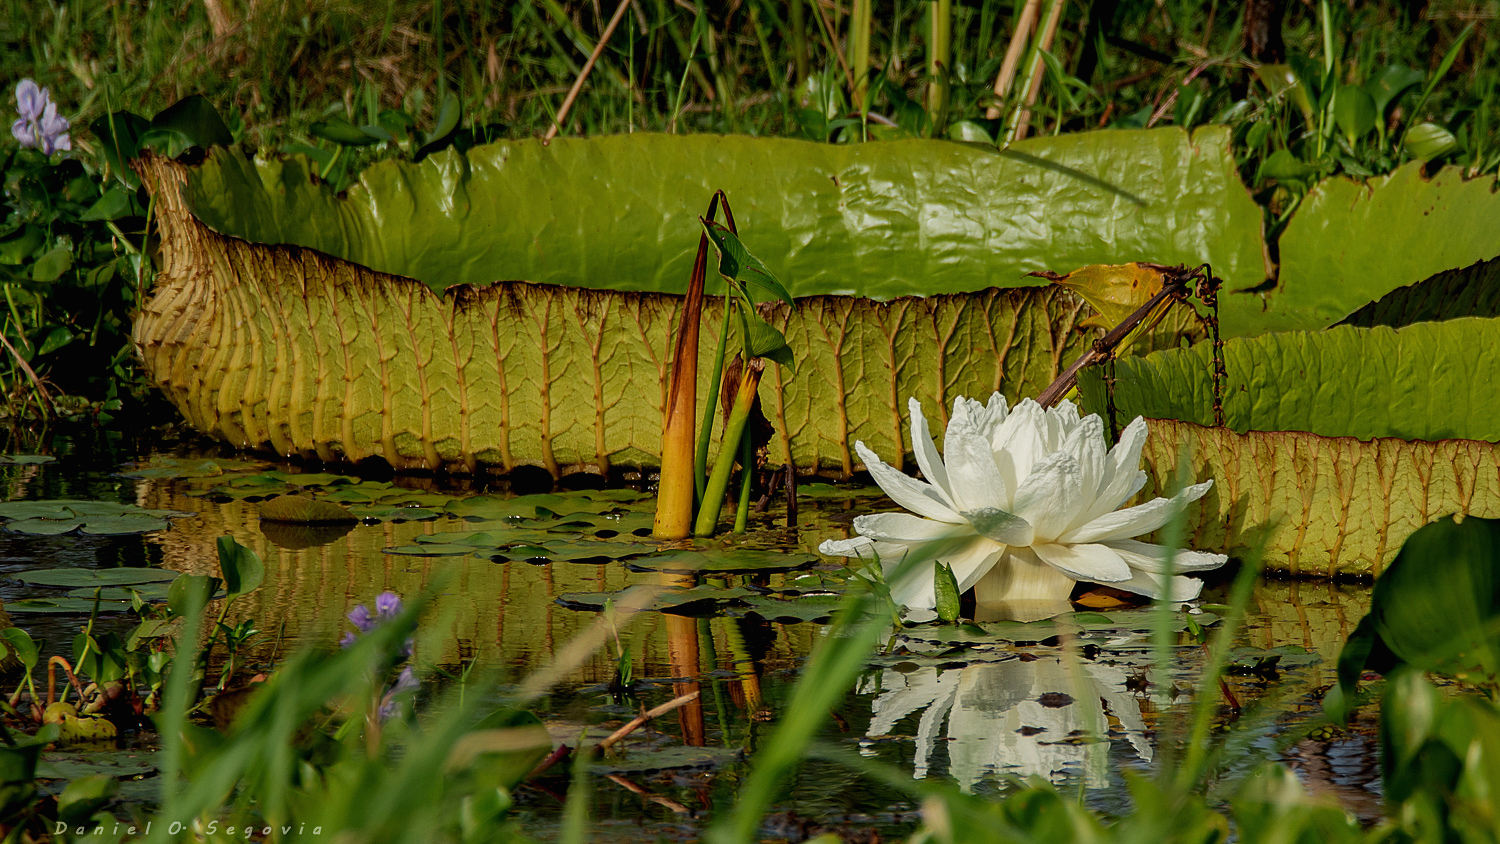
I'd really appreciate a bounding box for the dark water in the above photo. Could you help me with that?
[0,427,1382,839]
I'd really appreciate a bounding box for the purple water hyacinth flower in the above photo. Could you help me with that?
[379,665,419,720]
[10,79,70,155]
[347,603,375,635]
[375,591,402,618]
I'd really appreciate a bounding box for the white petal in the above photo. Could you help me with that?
[853,512,973,543]
[1032,542,1132,583]
[1089,417,1149,517]
[991,400,1046,493]
[1105,538,1228,574]
[943,415,1009,512]
[1061,479,1213,544]
[908,398,954,507]
[978,392,1010,434]
[1063,415,1107,514]
[1009,450,1084,541]
[856,441,963,523]
[1106,568,1206,601]
[880,536,1000,610]
[819,535,877,558]
[961,508,1034,546]
[971,546,1077,607]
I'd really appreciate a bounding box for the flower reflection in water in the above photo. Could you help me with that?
[859,656,1152,791]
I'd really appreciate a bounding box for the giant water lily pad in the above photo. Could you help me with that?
[731,594,843,624]
[134,128,1274,475]
[7,597,132,614]
[1079,273,1500,576]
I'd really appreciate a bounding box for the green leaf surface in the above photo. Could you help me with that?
[8,598,132,614]
[12,568,179,588]
[179,128,1266,300]
[0,454,51,466]
[1080,316,1500,442]
[257,494,357,524]
[590,745,740,774]
[1338,254,1500,328]
[1224,162,1500,335]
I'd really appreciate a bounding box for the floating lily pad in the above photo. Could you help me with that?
[0,455,54,465]
[65,583,173,602]
[491,540,653,564]
[384,543,475,557]
[627,549,819,574]
[117,456,264,479]
[7,597,132,614]
[531,511,656,537]
[348,505,444,521]
[12,568,180,588]
[37,751,155,781]
[258,494,357,524]
[733,594,843,624]
[797,483,885,500]
[416,529,577,548]
[557,585,754,614]
[592,744,741,774]
[0,500,193,536]
[896,609,1219,649]
[261,521,356,550]
[78,516,172,535]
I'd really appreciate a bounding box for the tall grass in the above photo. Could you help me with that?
[3,0,1491,158]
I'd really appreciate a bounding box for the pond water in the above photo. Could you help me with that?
[0,428,1383,839]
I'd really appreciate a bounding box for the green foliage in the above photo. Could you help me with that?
[1326,516,1500,720]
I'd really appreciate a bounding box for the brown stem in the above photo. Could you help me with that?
[544,0,633,142]
[1035,273,1189,408]
[986,0,1042,119]
[594,690,702,754]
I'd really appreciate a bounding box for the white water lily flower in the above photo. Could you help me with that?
[819,394,1226,614]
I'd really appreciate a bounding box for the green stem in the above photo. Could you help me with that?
[926,0,951,131]
[694,296,733,504]
[790,0,809,88]
[694,361,763,537]
[733,432,753,533]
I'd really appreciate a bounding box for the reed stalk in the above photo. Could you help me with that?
[926,0,952,132]
[985,0,1042,119]
[849,0,874,114]
[1004,0,1064,144]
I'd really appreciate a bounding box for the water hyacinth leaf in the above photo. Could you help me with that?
[56,775,119,826]
[0,628,37,670]
[149,95,235,150]
[217,536,264,598]
[311,117,381,146]
[168,575,220,618]
[80,186,145,222]
[31,246,73,282]
[90,111,151,189]
[257,494,357,524]
[1332,85,1376,142]
[1365,64,1424,116]
[1404,123,1459,162]
[11,569,179,588]
[627,549,819,573]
